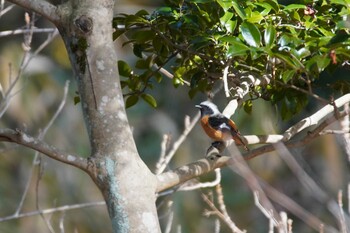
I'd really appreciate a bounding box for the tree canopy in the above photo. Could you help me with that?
[114,0,350,119]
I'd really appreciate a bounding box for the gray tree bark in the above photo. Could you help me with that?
[6,0,160,232]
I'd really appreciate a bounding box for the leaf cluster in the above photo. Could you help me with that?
[113,0,350,119]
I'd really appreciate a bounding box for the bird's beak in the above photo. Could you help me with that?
[195,104,201,109]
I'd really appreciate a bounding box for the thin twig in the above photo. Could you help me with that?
[0,28,56,37]
[180,168,221,191]
[226,144,283,231]
[223,64,230,97]
[338,190,347,233]
[215,182,244,233]
[260,179,338,233]
[201,193,246,233]
[59,211,66,233]
[32,81,70,233]
[275,143,350,231]
[0,201,105,222]
[156,113,200,174]
[0,3,14,18]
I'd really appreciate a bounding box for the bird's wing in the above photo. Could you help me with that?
[208,115,231,132]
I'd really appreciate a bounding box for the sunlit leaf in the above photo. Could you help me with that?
[264,25,276,48]
[283,4,306,11]
[240,21,261,47]
[118,60,132,77]
[232,1,246,19]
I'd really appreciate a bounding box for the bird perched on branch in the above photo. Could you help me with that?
[195,101,248,151]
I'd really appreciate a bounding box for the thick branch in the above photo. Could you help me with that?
[0,129,89,171]
[6,0,59,24]
[283,93,350,141]
[156,156,230,192]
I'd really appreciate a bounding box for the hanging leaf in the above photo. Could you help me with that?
[240,22,261,47]
[264,25,276,48]
[125,95,139,108]
[141,93,157,108]
[232,1,246,20]
[118,60,132,77]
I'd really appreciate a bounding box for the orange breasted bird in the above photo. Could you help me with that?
[195,101,248,151]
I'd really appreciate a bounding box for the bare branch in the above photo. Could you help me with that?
[0,201,105,222]
[283,93,350,141]
[260,179,338,233]
[201,192,246,233]
[179,168,221,192]
[215,183,245,233]
[338,190,347,233]
[243,134,284,145]
[0,28,56,37]
[156,156,230,193]
[0,3,14,18]
[0,129,89,171]
[155,113,200,175]
[227,145,284,231]
[6,0,59,24]
[223,64,230,98]
[275,143,350,231]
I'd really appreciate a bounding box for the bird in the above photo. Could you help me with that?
[195,101,248,151]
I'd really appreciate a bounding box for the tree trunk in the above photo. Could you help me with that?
[54,0,161,232]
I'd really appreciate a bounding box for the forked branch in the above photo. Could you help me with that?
[0,128,88,171]
[6,0,59,24]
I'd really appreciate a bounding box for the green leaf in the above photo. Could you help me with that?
[226,40,250,57]
[243,99,253,114]
[118,60,132,77]
[240,21,261,47]
[264,0,280,12]
[125,95,139,108]
[264,25,276,48]
[74,96,80,105]
[327,30,350,46]
[131,30,155,43]
[296,47,310,59]
[135,59,150,69]
[193,0,213,3]
[141,93,157,108]
[283,4,306,11]
[125,15,148,28]
[220,11,236,32]
[330,0,350,6]
[135,9,149,16]
[217,0,233,11]
[232,1,246,19]
[273,52,299,70]
[281,70,295,83]
[188,88,198,99]
[156,7,173,16]
[113,29,126,40]
[247,11,264,23]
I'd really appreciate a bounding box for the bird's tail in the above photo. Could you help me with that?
[232,134,249,151]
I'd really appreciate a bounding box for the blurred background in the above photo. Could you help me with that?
[0,1,349,233]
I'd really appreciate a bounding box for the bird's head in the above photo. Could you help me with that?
[195,101,220,116]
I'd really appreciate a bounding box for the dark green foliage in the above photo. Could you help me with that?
[113,0,350,118]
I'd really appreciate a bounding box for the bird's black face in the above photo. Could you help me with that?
[195,104,214,116]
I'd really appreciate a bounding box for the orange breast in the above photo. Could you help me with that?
[201,116,225,141]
